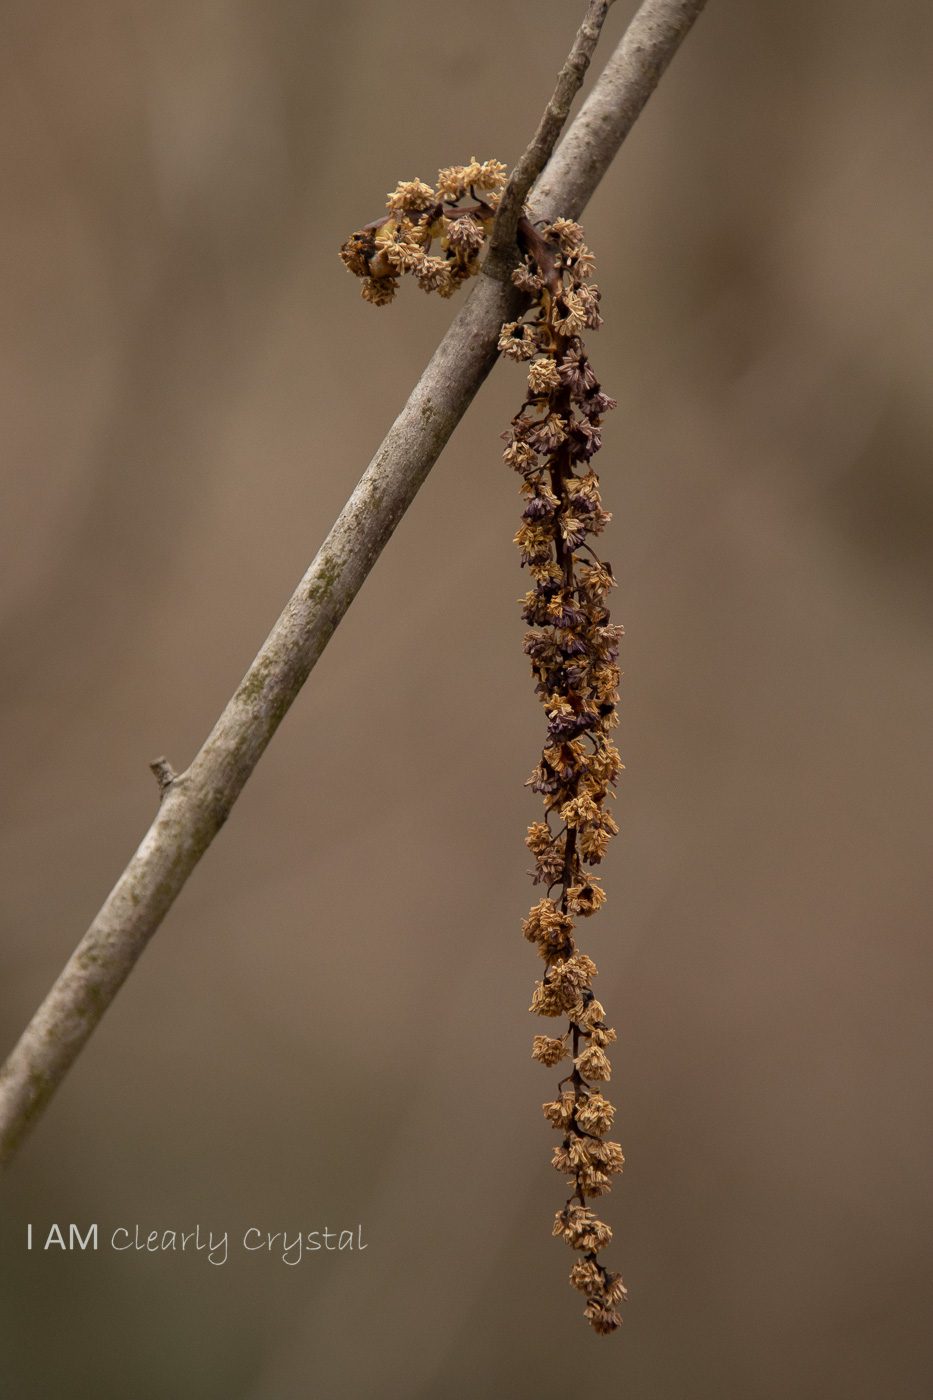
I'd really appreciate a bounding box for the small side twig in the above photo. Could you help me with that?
[489,0,616,269]
[148,757,178,801]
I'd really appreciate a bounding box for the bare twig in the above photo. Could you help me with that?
[488,0,616,268]
[0,0,708,1168]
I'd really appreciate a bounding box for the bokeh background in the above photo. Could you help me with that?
[2,1,931,1395]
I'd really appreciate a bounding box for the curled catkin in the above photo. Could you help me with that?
[339,159,507,302]
[341,164,625,1334]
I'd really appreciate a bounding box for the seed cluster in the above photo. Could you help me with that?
[340,163,625,1335]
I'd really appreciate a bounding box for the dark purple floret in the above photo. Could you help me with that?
[561,520,589,550]
[557,602,586,628]
[521,598,549,625]
[547,710,592,741]
[570,419,602,460]
[523,494,557,521]
[529,764,561,797]
[583,390,617,417]
[523,633,552,661]
[558,350,598,396]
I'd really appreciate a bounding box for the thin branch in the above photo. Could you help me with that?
[489,0,616,266]
[0,0,709,1169]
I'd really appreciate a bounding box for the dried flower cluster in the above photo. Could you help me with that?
[339,158,507,304]
[340,164,625,1335]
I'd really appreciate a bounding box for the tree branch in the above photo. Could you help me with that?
[0,0,709,1169]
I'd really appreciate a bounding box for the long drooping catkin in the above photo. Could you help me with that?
[340,163,625,1333]
[501,214,626,1335]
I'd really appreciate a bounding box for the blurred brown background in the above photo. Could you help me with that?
[1,1,931,1396]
